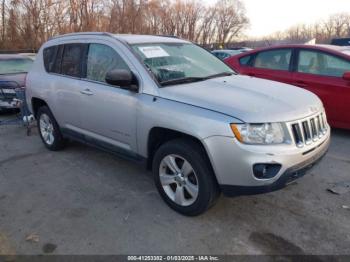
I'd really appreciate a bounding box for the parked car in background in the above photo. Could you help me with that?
[26,33,330,215]
[229,47,253,52]
[0,54,33,111]
[212,49,246,60]
[225,44,350,129]
[331,38,350,46]
[19,53,37,60]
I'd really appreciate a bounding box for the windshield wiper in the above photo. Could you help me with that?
[159,72,235,87]
[160,76,208,87]
[203,72,235,79]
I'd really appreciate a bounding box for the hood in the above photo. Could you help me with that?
[0,73,26,88]
[158,75,323,123]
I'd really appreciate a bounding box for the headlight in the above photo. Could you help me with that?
[230,123,286,144]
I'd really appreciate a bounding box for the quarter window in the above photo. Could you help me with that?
[253,49,292,71]
[61,44,84,77]
[86,44,129,83]
[298,50,350,77]
[239,55,251,65]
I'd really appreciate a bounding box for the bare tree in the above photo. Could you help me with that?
[1,0,5,45]
[0,0,249,50]
[260,12,350,45]
[215,0,249,45]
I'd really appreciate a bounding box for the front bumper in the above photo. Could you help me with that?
[0,88,17,109]
[203,126,330,196]
[0,100,17,109]
[220,142,328,196]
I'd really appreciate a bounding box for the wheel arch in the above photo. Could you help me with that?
[31,97,48,118]
[146,127,218,184]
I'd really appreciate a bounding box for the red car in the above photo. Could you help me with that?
[225,44,350,129]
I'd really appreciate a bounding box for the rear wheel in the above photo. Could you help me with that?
[152,139,220,216]
[37,106,65,151]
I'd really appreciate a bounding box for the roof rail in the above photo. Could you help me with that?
[49,32,115,41]
[154,35,180,39]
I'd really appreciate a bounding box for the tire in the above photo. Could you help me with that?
[37,106,65,151]
[152,139,220,216]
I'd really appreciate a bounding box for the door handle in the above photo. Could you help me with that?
[295,81,308,88]
[80,89,93,96]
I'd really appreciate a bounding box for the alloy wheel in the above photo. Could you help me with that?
[159,154,199,206]
[39,113,55,145]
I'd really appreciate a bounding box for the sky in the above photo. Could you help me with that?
[205,0,350,37]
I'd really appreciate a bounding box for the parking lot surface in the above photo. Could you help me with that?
[0,114,350,255]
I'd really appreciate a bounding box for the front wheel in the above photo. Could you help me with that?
[152,139,220,216]
[37,106,65,151]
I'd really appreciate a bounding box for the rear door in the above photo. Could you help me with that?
[247,48,295,85]
[45,44,86,129]
[292,48,350,128]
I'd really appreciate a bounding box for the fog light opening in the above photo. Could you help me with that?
[253,164,282,179]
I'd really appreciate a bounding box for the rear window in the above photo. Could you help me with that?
[0,58,33,74]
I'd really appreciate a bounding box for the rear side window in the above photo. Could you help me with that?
[253,49,292,71]
[298,50,350,77]
[239,55,251,65]
[61,44,84,77]
[52,45,64,74]
[86,43,129,83]
[43,46,57,72]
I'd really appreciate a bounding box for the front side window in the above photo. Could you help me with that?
[61,44,84,77]
[86,44,129,83]
[298,50,350,77]
[131,43,234,86]
[253,49,292,71]
[0,57,33,74]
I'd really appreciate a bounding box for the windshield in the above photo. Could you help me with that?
[131,43,235,86]
[0,58,33,74]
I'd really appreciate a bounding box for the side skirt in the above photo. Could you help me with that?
[61,128,147,166]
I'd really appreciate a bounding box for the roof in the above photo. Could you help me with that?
[49,32,188,44]
[212,49,236,52]
[113,34,188,44]
[240,44,350,58]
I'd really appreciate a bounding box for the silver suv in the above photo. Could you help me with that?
[26,33,330,215]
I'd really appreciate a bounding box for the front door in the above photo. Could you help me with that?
[78,42,139,153]
[247,48,295,85]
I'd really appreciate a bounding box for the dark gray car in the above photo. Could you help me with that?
[0,54,33,110]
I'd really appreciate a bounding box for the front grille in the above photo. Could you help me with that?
[0,91,16,102]
[290,112,327,147]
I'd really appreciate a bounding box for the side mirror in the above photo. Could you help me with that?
[105,69,139,92]
[343,72,350,81]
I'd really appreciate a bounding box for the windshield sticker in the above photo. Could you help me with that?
[138,46,170,58]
